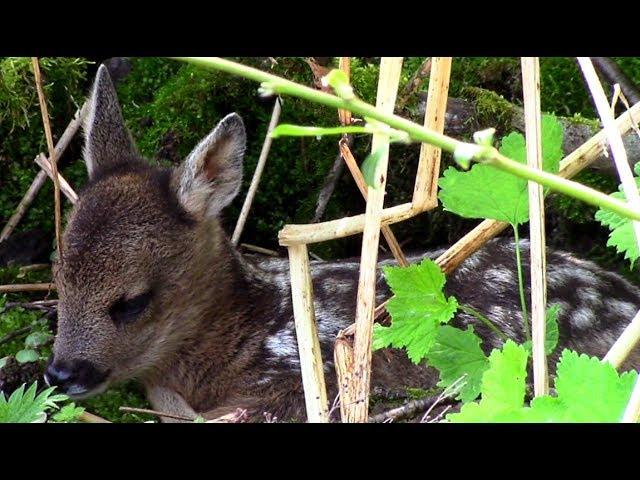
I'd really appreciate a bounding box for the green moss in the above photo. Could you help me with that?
[78,382,153,423]
[461,86,516,134]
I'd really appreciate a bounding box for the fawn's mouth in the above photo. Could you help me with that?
[63,380,110,400]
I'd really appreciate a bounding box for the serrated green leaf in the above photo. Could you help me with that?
[544,304,560,355]
[373,259,458,363]
[426,325,489,402]
[448,340,528,422]
[15,349,39,364]
[522,304,560,355]
[25,331,53,348]
[361,148,386,189]
[52,403,85,423]
[595,183,640,269]
[439,114,563,226]
[449,347,637,423]
[551,350,636,422]
[0,382,67,423]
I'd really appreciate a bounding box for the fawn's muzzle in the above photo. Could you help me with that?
[44,356,109,397]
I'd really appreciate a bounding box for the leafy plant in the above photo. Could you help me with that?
[0,382,67,423]
[373,259,458,363]
[448,343,637,422]
[51,402,85,423]
[595,162,640,268]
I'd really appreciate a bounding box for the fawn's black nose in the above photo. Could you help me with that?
[45,361,75,389]
[44,356,108,396]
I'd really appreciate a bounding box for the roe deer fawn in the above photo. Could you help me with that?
[45,65,640,422]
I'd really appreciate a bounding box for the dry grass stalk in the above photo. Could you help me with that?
[231,97,282,246]
[279,202,415,245]
[34,154,78,204]
[0,103,86,242]
[435,100,640,275]
[119,406,195,422]
[344,57,403,423]
[0,283,56,293]
[579,58,640,254]
[521,57,548,397]
[412,57,452,211]
[334,330,356,421]
[31,58,63,261]
[338,57,352,126]
[287,243,329,422]
[78,411,112,423]
[338,138,408,266]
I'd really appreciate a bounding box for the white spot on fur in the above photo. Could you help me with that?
[571,307,596,329]
[265,324,300,366]
[606,299,638,320]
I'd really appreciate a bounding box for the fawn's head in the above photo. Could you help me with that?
[45,65,247,398]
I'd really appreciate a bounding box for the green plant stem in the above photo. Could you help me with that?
[175,57,640,224]
[512,226,530,343]
[458,304,509,342]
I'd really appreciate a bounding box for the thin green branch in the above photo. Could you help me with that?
[513,226,531,343]
[174,57,640,224]
[458,304,509,342]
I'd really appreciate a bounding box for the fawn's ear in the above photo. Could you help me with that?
[176,113,246,218]
[82,64,137,179]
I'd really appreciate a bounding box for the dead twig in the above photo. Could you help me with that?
[397,57,432,111]
[31,58,63,262]
[206,408,248,423]
[312,138,351,223]
[0,103,86,242]
[369,395,455,423]
[0,283,56,293]
[0,326,33,346]
[240,243,280,257]
[231,97,282,246]
[119,406,196,422]
[77,411,111,423]
[338,139,408,266]
[35,154,78,203]
[591,57,640,106]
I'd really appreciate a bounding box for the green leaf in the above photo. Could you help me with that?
[51,403,85,423]
[24,331,53,348]
[523,304,560,355]
[373,259,458,364]
[0,357,9,369]
[448,348,637,423]
[361,148,386,189]
[595,181,640,269]
[547,350,636,422]
[439,114,563,225]
[322,69,355,100]
[0,382,67,423]
[448,340,528,422]
[426,325,489,402]
[15,349,39,364]
[544,304,560,355]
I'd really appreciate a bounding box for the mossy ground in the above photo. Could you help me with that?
[2,57,640,421]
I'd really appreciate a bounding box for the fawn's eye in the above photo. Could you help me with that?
[109,291,152,325]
